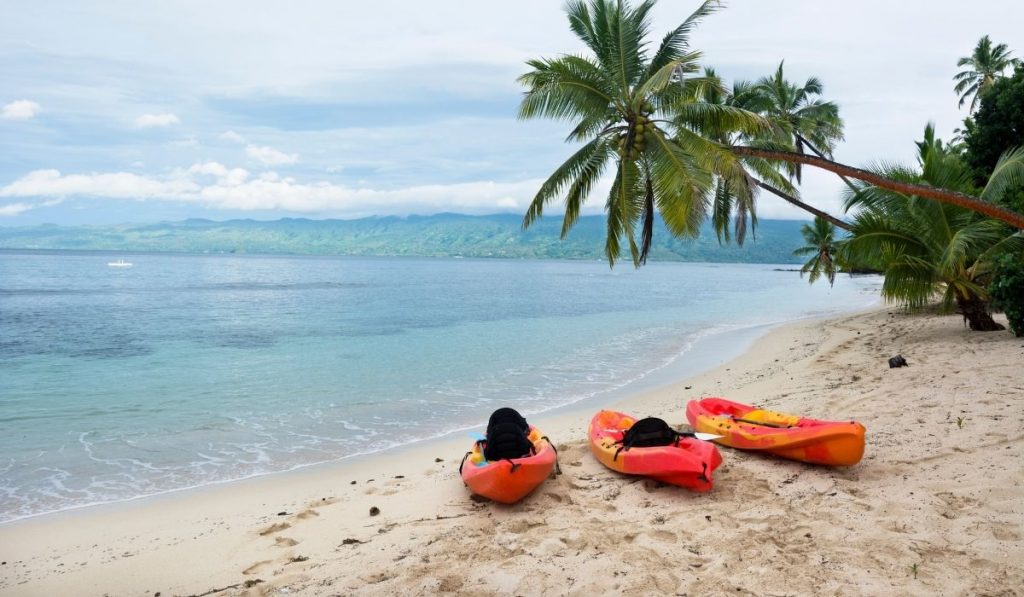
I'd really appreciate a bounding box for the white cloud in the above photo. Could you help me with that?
[219,130,246,143]
[0,169,199,201]
[0,198,62,216]
[0,202,35,216]
[134,113,180,128]
[0,163,547,217]
[1,100,42,120]
[184,161,250,186]
[245,144,299,166]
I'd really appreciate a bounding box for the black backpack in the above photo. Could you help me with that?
[482,407,534,462]
[614,417,683,460]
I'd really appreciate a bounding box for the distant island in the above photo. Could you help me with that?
[0,214,811,264]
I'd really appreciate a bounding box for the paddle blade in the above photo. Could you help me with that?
[693,432,724,442]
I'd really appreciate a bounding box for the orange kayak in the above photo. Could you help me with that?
[459,426,556,504]
[588,410,722,492]
[686,397,865,466]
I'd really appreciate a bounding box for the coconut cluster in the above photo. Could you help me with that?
[616,100,656,161]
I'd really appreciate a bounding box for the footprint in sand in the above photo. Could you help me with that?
[259,522,291,536]
[501,518,545,534]
[991,526,1021,541]
[243,560,272,575]
[934,491,980,519]
[274,537,299,547]
[295,509,319,520]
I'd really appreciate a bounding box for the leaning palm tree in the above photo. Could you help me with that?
[725,41,1023,229]
[954,35,1021,112]
[840,126,1024,330]
[518,0,765,265]
[794,217,840,286]
[728,144,1024,229]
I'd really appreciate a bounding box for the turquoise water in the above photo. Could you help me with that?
[0,251,879,522]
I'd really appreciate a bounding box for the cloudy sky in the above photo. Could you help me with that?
[1,0,1021,225]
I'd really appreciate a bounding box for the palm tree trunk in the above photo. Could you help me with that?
[755,180,852,231]
[794,133,862,194]
[955,293,1005,331]
[732,146,1024,229]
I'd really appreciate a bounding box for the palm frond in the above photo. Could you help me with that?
[522,137,612,229]
[646,0,721,78]
[604,158,642,266]
[647,128,710,237]
[518,55,618,122]
[981,147,1024,204]
[636,50,702,99]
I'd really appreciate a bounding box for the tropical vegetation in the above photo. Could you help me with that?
[961,64,1024,334]
[988,254,1024,337]
[963,65,1024,212]
[793,217,840,286]
[519,0,1024,268]
[954,35,1022,112]
[753,61,844,185]
[517,0,765,265]
[840,125,1024,331]
[698,66,853,235]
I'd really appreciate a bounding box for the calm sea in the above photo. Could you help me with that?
[0,251,880,522]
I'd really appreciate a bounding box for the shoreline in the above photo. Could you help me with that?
[2,306,1021,595]
[0,301,876,528]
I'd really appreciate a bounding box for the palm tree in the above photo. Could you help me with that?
[730,144,1024,229]
[728,54,1023,229]
[518,0,766,265]
[954,35,1021,112]
[698,68,852,235]
[794,217,840,286]
[840,125,1024,330]
[755,61,844,183]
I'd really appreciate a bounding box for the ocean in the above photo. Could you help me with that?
[0,251,880,523]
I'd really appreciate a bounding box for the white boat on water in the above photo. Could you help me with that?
[107,259,133,268]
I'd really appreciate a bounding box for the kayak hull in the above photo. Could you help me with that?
[588,410,722,492]
[460,426,556,504]
[686,397,865,466]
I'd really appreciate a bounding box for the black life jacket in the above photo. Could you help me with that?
[482,407,534,462]
[614,417,682,460]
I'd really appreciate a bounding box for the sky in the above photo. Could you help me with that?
[1,0,1022,226]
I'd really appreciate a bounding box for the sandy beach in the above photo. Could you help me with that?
[1,307,1022,596]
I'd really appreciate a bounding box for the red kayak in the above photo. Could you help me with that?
[459,426,557,503]
[686,397,866,466]
[588,410,722,492]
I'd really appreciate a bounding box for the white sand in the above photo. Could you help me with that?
[1,307,1022,596]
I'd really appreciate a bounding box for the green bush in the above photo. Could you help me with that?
[989,253,1024,337]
